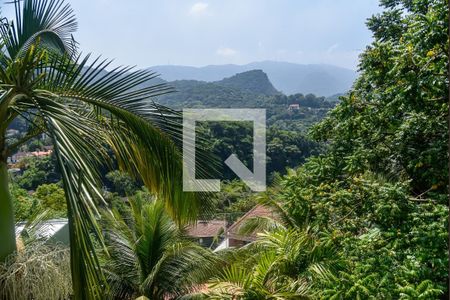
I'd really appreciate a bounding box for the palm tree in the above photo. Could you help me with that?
[102,194,218,300]
[398,280,443,299]
[206,181,345,299]
[0,0,208,298]
[204,229,343,299]
[205,255,310,299]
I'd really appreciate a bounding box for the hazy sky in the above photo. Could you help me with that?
[4,0,383,70]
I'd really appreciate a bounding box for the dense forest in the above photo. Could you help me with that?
[257,0,449,297]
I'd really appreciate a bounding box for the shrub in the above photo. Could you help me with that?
[0,243,72,300]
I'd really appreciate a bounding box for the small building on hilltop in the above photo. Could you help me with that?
[288,103,300,111]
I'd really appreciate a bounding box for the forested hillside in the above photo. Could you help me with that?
[157,70,336,129]
[154,70,337,181]
[241,0,449,297]
[216,70,280,95]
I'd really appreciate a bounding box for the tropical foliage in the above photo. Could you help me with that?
[15,155,59,190]
[0,0,206,298]
[206,0,449,298]
[34,183,66,217]
[101,195,217,300]
[105,170,141,197]
[203,228,343,299]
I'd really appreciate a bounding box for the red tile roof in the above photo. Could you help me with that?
[187,220,226,238]
[30,150,53,157]
[227,204,277,241]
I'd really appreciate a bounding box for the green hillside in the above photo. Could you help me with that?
[216,70,280,95]
[157,70,335,131]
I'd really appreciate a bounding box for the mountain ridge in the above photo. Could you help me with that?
[148,61,356,96]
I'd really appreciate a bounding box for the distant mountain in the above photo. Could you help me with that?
[216,70,280,96]
[148,61,356,96]
[157,69,281,108]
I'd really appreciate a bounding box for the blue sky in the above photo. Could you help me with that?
[5,0,382,70]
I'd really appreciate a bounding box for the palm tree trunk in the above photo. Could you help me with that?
[446,1,450,292]
[0,160,16,262]
[66,203,88,300]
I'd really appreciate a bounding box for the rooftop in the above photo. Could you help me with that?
[227,205,277,241]
[187,220,226,238]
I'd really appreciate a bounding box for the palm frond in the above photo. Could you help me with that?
[255,191,299,228]
[237,215,284,236]
[0,0,77,59]
[27,95,108,299]
[102,196,220,299]
[209,264,250,295]
[33,52,216,223]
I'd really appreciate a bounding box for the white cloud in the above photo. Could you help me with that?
[216,47,237,56]
[189,2,209,16]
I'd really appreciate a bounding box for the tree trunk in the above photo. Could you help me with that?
[0,160,16,262]
[447,0,450,293]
